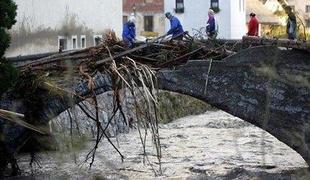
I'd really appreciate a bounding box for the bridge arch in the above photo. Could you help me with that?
[1,46,309,167]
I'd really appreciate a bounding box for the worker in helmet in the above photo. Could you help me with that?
[122,16,136,48]
[165,12,184,40]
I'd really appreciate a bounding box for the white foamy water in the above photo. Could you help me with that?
[15,111,308,179]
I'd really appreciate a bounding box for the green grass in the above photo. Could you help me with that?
[157,91,216,124]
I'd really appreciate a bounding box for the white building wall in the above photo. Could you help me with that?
[164,0,246,39]
[164,0,211,37]
[230,0,247,39]
[7,0,122,57]
[217,0,232,38]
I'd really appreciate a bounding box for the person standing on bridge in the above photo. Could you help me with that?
[206,9,218,39]
[285,6,297,40]
[247,13,259,36]
[122,15,136,48]
[165,12,184,40]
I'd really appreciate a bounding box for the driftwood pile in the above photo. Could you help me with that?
[17,34,310,76]
[17,32,237,75]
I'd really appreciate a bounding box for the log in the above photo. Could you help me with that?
[159,47,203,67]
[95,44,149,65]
[242,36,310,52]
[0,109,24,118]
[0,109,49,135]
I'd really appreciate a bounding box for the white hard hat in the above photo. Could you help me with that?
[128,16,136,23]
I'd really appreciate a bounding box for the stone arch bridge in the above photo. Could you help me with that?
[1,41,309,169]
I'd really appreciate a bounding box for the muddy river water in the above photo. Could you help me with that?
[11,111,309,179]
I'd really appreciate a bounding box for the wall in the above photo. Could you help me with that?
[6,0,122,57]
[217,0,232,38]
[164,0,246,39]
[164,0,210,37]
[123,12,165,39]
[153,13,166,35]
[230,0,247,38]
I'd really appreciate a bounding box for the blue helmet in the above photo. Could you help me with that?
[165,12,172,18]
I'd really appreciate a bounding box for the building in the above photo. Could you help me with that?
[246,0,281,36]
[6,0,122,57]
[164,0,247,39]
[123,0,165,39]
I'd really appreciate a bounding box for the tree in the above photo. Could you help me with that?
[0,0,17,96]
[0,0,17,57]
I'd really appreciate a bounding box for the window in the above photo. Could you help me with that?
[93,35,102,46]
[144,0,153,3]
[80,35,86,48]
[123,15,128,24]
[306,19,310,27]
[144,16,153,32]
[211,0,219,9]
[58,36,68,52]
[72,35,77,49]
[175,0,184,13]
[306,5,310,13]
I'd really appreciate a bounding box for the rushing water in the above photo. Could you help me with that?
[10,111,309,179]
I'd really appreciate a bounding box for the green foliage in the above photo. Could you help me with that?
[298,32,310,41]
[0,0,18,96]
[0,59,18,96]
[0,0,17,29]
[0,29,11,58]
[269,25,287,38]
[0,0,17,57]
[268,24,310,40]
[157,91,216,124]
[273,10,286,17]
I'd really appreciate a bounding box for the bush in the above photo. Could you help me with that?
[0,0,17,96]
[0,0,17,57]
[268,24,310,40]
[0,59,18,96]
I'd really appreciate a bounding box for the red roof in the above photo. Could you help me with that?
[123,0,164,13]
